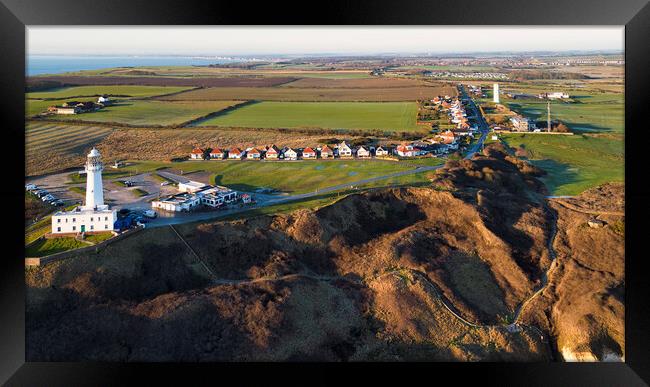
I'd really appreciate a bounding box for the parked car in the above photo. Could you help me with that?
[42,194,56,202]
[143,210,157,218]
[35,190,49,198]
[160,181,170,186]
[25,184,37,190]
[51,200,64,206]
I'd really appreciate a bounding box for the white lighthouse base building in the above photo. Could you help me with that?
[51,148,117,235]
[51,206,117,234]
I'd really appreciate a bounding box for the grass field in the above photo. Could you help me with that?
[500,133,624,195]
[115,158,432,194]
[195,101,418,131]
[26,122,115,175]
[44,100,244,126]
[25,237,87,257]
[161,86,453,102]
[27,85,195,100]
[504,93,624,134]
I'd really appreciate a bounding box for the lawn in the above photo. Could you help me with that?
[27,85,195,100]
[120,158,428,194]
[500,133,624,196]
[44,100,244,126]
[195,101,419,131]
[25,237,87,257]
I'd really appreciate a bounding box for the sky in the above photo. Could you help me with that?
[27,26,624,56]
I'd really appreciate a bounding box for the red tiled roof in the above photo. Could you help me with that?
[266,146,278,154]
[210,148,223,154]
[191,148,203,154]
[248,148,261,155]
[303,147,315,154]
[230,147,242,154]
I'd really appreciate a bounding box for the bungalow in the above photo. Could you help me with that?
[338,141,353,158]
[282,147,298,161]
[356,146,371,158]
[190,148,204,160]
[302,147,316,159]
[229,147,244,159]
[55,106,81,115]
[438,130,457,144]
[320,145,334,158]
[246,148,262,159]
[209,148,225,159]
[265,145,280,159]
[396,144,416,157]
[375,146,389,157]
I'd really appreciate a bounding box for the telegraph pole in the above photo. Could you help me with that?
[547,100,551,133]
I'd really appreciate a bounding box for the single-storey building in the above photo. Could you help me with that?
[375,146,389,157]
[282,147,298,160]
[190,148,204,160]
[152,193,201,212]
[338,141,353,158]
[320,145,334,158]
[265,145,279,159]
[209,148,225,159]
[229,147,244,159]
[356,146,371,158]
[178,180,209,193]
[247,148,262,159]
[302,147,316,159]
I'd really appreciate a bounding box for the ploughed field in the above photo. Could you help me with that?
[26,122,114,176]
[194,101,419,131]
[160,85,452,102]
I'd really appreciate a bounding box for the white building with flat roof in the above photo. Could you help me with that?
[51,148,117,234]
[493,83,500,103]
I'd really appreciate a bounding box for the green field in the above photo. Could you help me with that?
[27,85,195,100]
[25,237,87,257]
[44,100,244,126]
[117,158,438,194]
[195,101,418,131]
[505,93,624,134]
[500,133,624,195]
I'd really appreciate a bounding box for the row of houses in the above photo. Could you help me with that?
[152,181,245,212]
[47,95,112,115]
[189,142,394,161]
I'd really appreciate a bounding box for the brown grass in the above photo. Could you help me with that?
[159,85,457,102]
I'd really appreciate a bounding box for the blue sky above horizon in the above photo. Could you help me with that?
[27,26,624,56]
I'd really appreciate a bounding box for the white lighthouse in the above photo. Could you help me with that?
[84,148,106,210]
[51,148,117,235]
[493,83,500,104]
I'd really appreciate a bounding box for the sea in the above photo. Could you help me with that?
[26,55,246,76]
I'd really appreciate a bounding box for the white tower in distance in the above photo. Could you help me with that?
[84,148,106,210]
[493,83,500,104]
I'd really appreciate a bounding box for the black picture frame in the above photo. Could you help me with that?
[1,0,649,385]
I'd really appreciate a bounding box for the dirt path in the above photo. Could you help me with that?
[549,198,624,216]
